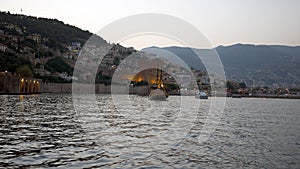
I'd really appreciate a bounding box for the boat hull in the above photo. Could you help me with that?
[195,91,208,99]
[195,95,208,99]
[149,89,167,100]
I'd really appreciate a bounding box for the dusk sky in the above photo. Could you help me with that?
[1,0,300,49]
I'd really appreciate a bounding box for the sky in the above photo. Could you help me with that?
[1,0,300,49]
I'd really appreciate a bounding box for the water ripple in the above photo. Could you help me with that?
[0,94,299,168]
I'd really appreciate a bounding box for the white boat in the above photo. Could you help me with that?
[195,91,208,99]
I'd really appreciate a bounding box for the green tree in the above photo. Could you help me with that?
[239,82,246,89]
[45,57,73,75]
[16,65,33,77]
[165,83,179,90]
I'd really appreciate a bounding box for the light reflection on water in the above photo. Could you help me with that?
[0,94,299,168]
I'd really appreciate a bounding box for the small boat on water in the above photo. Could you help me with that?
[231,94,242,98]
[149,88,168,100]
[149,68,168,101]
[195,91,208,99]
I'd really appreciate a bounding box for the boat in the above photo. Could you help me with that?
[149,68,169,100]
[149,88,168,100]
[231,94,242,98]
[195,91,208,99]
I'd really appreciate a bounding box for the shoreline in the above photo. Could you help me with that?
[1,92,300,99]
[242,94,300,99]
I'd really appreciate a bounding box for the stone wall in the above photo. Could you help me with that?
[0,76,20,94]
[42,83,72,93]
[0,76,151,95]
[43,82,150,95]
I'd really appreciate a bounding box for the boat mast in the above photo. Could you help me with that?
[160,67,163,87]
[156,67,159,85]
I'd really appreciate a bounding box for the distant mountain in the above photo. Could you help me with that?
[142,44,300,86]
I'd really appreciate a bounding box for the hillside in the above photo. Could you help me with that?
[143,45,300,86]
[0,11,135,83]
[0,11,95,45]
[0,11,96,78]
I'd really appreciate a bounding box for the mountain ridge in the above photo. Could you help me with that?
[142,44,300,86]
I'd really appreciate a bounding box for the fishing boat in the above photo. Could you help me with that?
[195,90,208,99]
[149,68,169,100]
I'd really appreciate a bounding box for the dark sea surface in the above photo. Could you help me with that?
[0,94,299,168]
